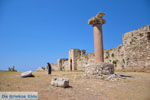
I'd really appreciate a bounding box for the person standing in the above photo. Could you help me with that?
[47,62,52,74]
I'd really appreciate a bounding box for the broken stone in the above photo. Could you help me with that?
[84,63,114,79]
[21,71,33,78]
[51,77,69,88]
[105,74,121,81]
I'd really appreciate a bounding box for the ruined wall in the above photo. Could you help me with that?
[76,53,95,70]
[51,64,59,71]
[57,58,68,71]
[76,45,124,71]
[123,25,150,69]
[57,25,150,71]
[67,49,86,70]
[104,45,125,70]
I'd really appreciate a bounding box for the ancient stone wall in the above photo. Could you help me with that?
[123,25,150,69]
[76,46,124,70]
[76,53,95,70]
[57,25,150,71]
[57,58,68,71]
[104,45,125,70]
[67,49,85,70]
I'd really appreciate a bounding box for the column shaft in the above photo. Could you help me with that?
[93,24,104,63]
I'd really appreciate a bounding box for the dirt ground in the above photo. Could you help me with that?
[0,71,150,100]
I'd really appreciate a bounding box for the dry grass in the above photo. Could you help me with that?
[0,71,150,100]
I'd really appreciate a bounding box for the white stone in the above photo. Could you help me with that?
[21,71,32,78]
[51,77,69,88]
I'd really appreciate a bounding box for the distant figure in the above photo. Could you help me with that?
[47,63,52,74]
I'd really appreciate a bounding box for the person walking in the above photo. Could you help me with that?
[47,62,52,74]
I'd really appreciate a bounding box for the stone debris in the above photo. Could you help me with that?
[21,70,33,78]
[83,63,126,81]
[84,63,114,79]
[51,77,69,88]
[105,74,121,81]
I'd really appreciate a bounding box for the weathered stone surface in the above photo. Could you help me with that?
[84,63,114,79]
[123,25,150,69]
[89,12,105,63]
[51,77,69,88]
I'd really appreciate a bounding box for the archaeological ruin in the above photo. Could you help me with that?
[88,12,105,63]
[57,25,150,72]
[37,12,150,72]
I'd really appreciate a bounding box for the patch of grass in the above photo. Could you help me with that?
[101,77,105,80]
[111,53,114,57]
[112,60,118,67]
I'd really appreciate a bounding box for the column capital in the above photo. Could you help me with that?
[88,12,106,25]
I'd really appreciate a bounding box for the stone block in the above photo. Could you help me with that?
[51,77,69,88]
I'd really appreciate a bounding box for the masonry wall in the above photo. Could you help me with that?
[57,58,68,70]
[57,25,150,71]
[104,45,125,70]
[123,25,150,69]
[75,45,125,70]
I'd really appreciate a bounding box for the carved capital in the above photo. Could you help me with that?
[88,12,106,25]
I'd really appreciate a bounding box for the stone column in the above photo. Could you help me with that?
[88,12,106,64]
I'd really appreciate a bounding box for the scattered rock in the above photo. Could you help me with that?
[84,63,114,79]
[83,63,128,81]
[21,71,33,78]
[105,74,121,81]
[51,77,69,88]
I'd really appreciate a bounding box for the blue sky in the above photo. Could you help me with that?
[0,0,150,71]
